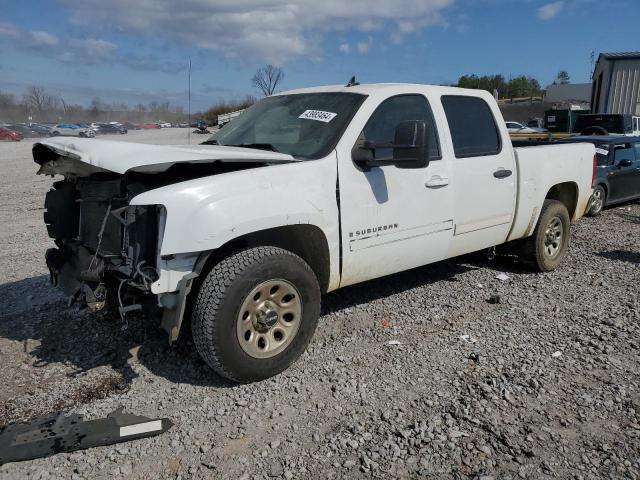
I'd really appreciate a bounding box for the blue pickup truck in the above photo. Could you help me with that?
[560,135,640,215]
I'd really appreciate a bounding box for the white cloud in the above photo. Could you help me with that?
[0,22,21,38]
[537,1,564,20]
[29,31,60,47]
[61,0,454,64]
[357,37,373,54]
[0,22,116,65]
[338,43,351,54]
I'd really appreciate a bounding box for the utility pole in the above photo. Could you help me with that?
[589,50,595,80]
[188,58,191,145]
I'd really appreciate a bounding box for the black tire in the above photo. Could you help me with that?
[581,126,608,136]
[192,246,320,383]
[586,185,605,217]
[524,199,571,272]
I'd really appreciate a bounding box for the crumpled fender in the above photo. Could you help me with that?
[129,153,340,267]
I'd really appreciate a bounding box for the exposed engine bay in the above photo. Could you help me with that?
[44,175,161,314]
[35,141,274,318]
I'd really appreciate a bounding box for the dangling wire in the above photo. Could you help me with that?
[88,204,112,272]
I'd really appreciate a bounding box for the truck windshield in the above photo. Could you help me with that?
[208,92,366,159]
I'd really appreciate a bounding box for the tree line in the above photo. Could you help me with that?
[456,74,543,98]
[0,86,189,124]
[456,71,571,99]
[0,64,285,125]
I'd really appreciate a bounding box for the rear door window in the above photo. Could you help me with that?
[441,95,501,158]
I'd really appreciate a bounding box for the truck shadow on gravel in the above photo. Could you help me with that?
[321,251,530,315]
[596,249,640,265]
[0,276,235,395]
[0,253,533,395]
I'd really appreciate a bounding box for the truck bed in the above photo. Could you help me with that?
[507,143,594,242]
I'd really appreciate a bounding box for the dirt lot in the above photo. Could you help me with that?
[1,130,639,480]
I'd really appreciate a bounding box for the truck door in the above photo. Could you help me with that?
[336,93,454,287]
[609,142,640,201]
[439,95,517,257]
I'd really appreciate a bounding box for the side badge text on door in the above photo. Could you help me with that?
[349,223,399,239]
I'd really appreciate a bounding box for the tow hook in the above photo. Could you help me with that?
[486,246,497,261]
[83,283,108,312]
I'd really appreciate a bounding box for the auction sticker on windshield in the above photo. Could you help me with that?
[299,110,337,123]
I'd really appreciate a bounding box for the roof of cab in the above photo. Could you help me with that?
[273,83,489,98]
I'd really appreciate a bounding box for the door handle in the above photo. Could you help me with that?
[425,175,450,188]
[493,168,512,179]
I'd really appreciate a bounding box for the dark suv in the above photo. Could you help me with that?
[559,135,640,215]
[573,114,640,136]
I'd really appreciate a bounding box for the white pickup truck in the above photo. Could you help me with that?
[34,83,596,382]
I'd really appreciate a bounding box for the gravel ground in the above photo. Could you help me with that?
[1,130,639,479]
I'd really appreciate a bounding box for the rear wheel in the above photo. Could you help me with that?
[587,185,605,217]
[581,126,608,136]
[524,199,571,272]
[192,246,320,383]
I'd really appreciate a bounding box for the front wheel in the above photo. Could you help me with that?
[192,246,321,383]
[524,199,571,272]
[586,185,605,217]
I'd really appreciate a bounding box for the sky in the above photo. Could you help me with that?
[0,0,637,111]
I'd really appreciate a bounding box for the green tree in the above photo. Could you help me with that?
[555,70,570,85]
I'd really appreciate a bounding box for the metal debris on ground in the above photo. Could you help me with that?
[551,351,563,358]
[459,334,477,344]
[0,407,173,465]
[387,340,402,346]
[495,273,510,281]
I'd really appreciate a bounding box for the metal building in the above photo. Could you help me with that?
[545,83,591,103]
[591,52,640,114]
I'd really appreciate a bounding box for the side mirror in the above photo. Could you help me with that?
[352,120,429,169]
[618,158,633,168]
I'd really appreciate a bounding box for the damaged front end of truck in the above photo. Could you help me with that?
[43,174,162,315]
[33,137,296,341]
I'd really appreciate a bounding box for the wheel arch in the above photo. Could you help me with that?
[544,181,579,220]
[195,224,332,294]
[595,181,608,199]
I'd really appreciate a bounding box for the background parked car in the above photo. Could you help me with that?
[142,123,161,129]
[559,135,640,215]
[96,122,127,134]
[573,114,640,136]
[158,122,172,128]
[121,122,141,130]
[506,121,547,133]
[3,124,41,138]
[50,123,95,138]
[0,126,24,141]
[29,123,53,136]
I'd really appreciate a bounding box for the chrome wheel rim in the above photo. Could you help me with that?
[543,216,564,258]
[236,279,302,359]
[591,189,603,213]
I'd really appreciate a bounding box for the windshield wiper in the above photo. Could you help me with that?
[199,139,218,145]
[227,143,279,152]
